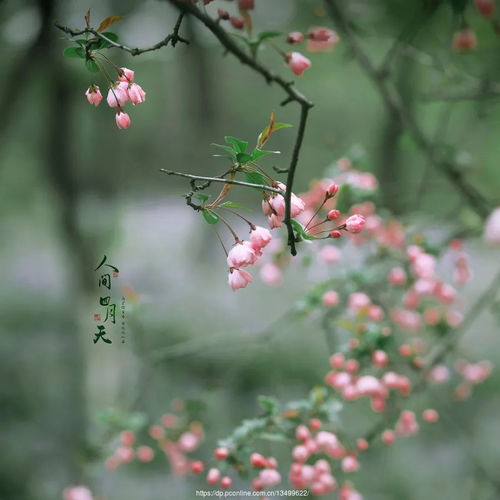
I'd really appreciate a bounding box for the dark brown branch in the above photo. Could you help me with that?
[167,0,313,255]
[54,12,188,55]
[323,0,492,220]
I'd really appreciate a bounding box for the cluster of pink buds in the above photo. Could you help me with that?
[214,0,254,31]
[326,353,410,413]
[455,360,492,399]
[85,67,146,129]
[104,406,204,475]
[284,27,339,75]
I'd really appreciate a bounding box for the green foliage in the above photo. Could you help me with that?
[201,209,219,225]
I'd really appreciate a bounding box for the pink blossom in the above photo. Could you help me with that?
[85,85,102,106]
[250,226,272,248]
[269,195,286,216]
[318,245,341,264]
[178,431,199,452]
[287,31,304,44]
[214,447,229,460]
[287,52,312,76]
[395,410,419,436]
[341,455,359,472]
[329,352,344,369]
[307,27,339,52]
[292,445,310,462]
[372,350,388,367]
[391,308,421,331]
[296,424,311,441]
[137,446,154,462]
[119,67,135,83]
[207,468,221,484]
[128,83,146,105]
[322,290,339,307]
[228,268,253,291]
[381,429,396,445]
[115,446,134,462]
[452,28,477,51]
[220,476,232,489]
[348,292,371,313]
[291,194,306,217]
[268,213,283,229]
[63,486,93,500]
[259,468,281,486]
[227,242,257,268]
[484,208,500,244]
[191,460,204,474]
[429,364,450,383]
[149,425,165,440]
[345,214,366,233]
[260,263,282,285]
[107,83,129,107]
[422,409,439,422]
[115,112,131,129]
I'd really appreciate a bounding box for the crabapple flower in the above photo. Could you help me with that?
[452,29,477,51]
[422,409,439,422]
[220,476,232,488]
[250,226,272,248]
[268,213,283,229]
[287,52,312,76]
[191,460,204,474]
[119,67,135,83]
[207,468,221,484]
[307,27,339,52]
[322,290,339,307]
[388,267,406,285]
[63,486,93,500]
[137,446,154,462]
[484,207,500,244]
[178,431,199,452]
[107,83,129,107]
[128,83,146,105]
[228,268,253,291]
[381,429,396,445]
[287,31,304,44]
[214,447,229,460]
[227,242,257,268]
[115,112,131,129]
[345,214,366,233]
[475,0,494,16]
[269,195,286,217]
[341,455,360,473]
[230,16,245,29]
[85,85,102,106]
[259,468,281,487]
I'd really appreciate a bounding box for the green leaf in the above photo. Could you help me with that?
[244,172,266,185]
[96,32,119,49]
[63,47,85,58]
[212,143,237,156]
[225,136,248,154]
[273,122,293,131]
[75,39,87,46]
[201,210,219,225]
[194,193,210,203]
[236,152,253,164]
[257,395,280,416]
[220,201,253,211]
[257,31,283,42]
[85,59,100,73]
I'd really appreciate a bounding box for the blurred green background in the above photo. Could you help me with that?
[1,0,500,499]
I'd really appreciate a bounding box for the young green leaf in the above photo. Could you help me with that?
[194,193,210,203]
[96,32,119,49]
[257,31,283,42]
[220,201,253,212]
[244,172,266,185]
[85,59,100,73]
[236,152,253,164]
[225,136,248,154]
[212,143,237,156]
[63,47,85,58]
[202,210,219,225]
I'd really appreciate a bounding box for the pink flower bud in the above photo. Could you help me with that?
[330,230,342,238]
[292,445,309,462]
[120,430,135,446]
[475,0,494,17]
[119,67,135,83]
[422,409,439,422]
[191,460,204,473]
[452,28,477,52]
[309,418,321,430]
[128,83,146,105]
[137,446,154,462]
[227,242,257,268]
[322,290,339,307]
[388,267,406,285]
[295,424,311,441]
[356,438,369,451]
[341,455,359,472]
[149,425,165,440]
[345,214,366,233]
[230,16,245,29]
[287,52,312,76]
[326,183,339,197]
[217,8,230,20]
[107,83,129,107]
[238,0,254,9]
[207,468,221,484]
[484,208,500,244]
[63,486,93,500]
[372,350,388,367]
[329,352,344,368]
[85,85,102,106]
[381,429,396,445]
[220,476,232,488]
[259,468,281,487]
[178,431,199,452]
[250,452,268,468]
[307,27,339,52]
[268,213,283,229]
[115,112,131,130]
[250,225,272,248]
[287,31,304,44]
[214,447,229,460]
[327,209,340,220]
[228,268,253,291]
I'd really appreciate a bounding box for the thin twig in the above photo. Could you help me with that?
[54,13,188,56]
[167,0,313,255]
[159,169,284,194]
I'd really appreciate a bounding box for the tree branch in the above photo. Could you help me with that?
[54,12,188,56]
[323,0,492,219]
[159,169,285,194]
[167,0,313,255]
